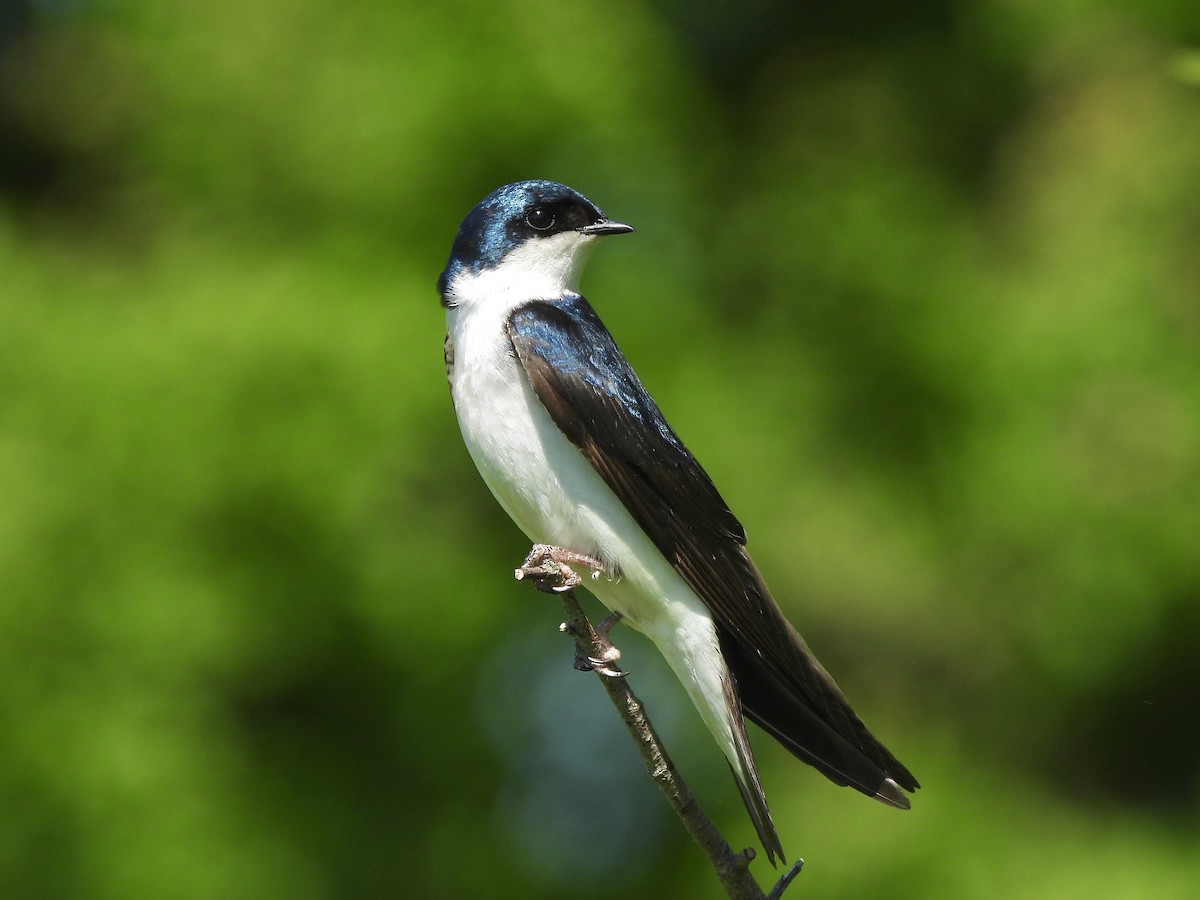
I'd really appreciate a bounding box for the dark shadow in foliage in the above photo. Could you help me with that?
[1051,592,1200,815]
[194,486,432,896]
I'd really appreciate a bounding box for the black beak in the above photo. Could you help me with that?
[578,219,635,236]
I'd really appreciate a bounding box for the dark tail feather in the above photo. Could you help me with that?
[721,628,920,805]
[722,670,786,865]
[729,761,785,865]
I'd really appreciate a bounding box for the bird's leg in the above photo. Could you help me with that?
[514,544,605,594]
[516,545,626,678]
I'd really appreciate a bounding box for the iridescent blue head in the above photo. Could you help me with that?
[438,180,634,306]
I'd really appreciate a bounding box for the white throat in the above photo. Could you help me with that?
[445,231,597,310]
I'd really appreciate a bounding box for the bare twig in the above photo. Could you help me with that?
[767,860,805,900]
[516,551,803,899]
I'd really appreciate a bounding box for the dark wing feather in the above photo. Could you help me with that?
[506,297,919,803]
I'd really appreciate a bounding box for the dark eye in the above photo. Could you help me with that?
[525,205,555,231]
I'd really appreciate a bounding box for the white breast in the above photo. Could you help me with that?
[447,295,585,548]
[442,233,622,562]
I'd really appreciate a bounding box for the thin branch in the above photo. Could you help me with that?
[516,550,803,899]
[767,860,805,900]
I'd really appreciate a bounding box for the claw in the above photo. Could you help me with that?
[585,659,627,679]
[572,623,626,676]
[560,621,628,678]
[552,562,581,591]
[574,648,627,678]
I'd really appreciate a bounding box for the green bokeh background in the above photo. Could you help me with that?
[3,1,1199,897]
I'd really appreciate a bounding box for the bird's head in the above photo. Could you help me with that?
[438,180,634,307]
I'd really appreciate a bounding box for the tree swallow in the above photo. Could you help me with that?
[439,180,918,863]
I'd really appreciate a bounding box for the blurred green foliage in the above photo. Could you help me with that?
[2,1,1199,897]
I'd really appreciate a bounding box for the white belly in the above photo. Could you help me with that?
[448,301,720,628]
[448,315,663,627]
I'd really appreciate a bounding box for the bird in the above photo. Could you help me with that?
[438,179,918,863]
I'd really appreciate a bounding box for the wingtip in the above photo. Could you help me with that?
[763,833,786,869]
[875,777,913,810]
